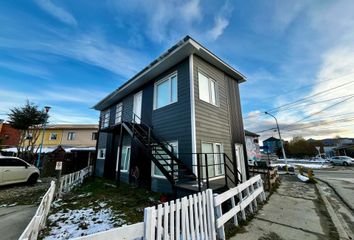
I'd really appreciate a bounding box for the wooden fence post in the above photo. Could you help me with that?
[214,193,225,240]
[206,189,216,240]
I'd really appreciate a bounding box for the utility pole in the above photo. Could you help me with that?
[265,112,288,172]
[36,106,51,168]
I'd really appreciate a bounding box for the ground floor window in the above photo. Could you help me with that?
[119,146,131,172]
[201,142,224,178]
[97,148,106,159]
[152,141,178,178]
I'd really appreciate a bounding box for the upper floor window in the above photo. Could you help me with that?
[154,73,177,109]
[101,109,110,128]
[115,102,123,124]
[67,132,76,141]
[92,132,98,140]
[49,132,57,141]
[198,72,217,106]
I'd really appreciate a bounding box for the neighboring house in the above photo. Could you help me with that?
[245,130,261,162]
[33,124,98,148]
[0,122,21,148]
[262,137,281,154]
[93,36,248,195]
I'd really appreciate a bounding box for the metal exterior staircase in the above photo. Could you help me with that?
[122,121,196,186]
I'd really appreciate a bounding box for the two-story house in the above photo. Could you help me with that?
[33,124,98,148]
[94,36,248,195]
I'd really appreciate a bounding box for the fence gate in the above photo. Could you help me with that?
[144,189,216,240]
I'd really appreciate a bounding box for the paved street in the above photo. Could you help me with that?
[314,166,354,210]
[0,205,37,240]
[231,175,338,240]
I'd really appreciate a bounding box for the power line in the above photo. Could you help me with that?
[283,95,354,129]
[252,96,354,134]
[266,80,354,113]
[250,71,354,104]
[244,79,354,120]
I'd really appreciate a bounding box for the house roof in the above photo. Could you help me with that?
[244,130,259,137]
[263,137,279,142]
[43,124,98,130]
[93,35,246,111]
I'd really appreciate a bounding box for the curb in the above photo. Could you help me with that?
[316,177,354,213]
[315,183,349,240]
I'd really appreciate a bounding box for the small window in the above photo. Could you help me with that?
[153,141,178,178]
[49,132,57,140]
[101,110,110,128]
[154,73,178,109]
[198,72,217,105]
[97,149,106,159]
[120,146,131,172]
[115,103,123,124]
[92,132,98,140]
[67,132,76,141]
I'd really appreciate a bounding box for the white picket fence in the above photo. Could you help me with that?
[19,166,93,240]
[18,181,56,240]
[58,165,93,195]
[71,175,265,240]
[214,174,266,239]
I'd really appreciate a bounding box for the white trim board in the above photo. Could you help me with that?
[189,54,197,176]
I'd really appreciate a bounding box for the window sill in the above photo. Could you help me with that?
[198,99,219,107]
[153,101,178,111]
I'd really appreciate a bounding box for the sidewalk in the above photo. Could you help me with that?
[230,175,339,240]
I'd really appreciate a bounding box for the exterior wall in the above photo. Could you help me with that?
[61,129,98,147]
[0,123,21,147]
[245,135,261,161]
[96,132,108,177]
[150,58,192,192]
[193,55,233,158]
[35,130,63,147]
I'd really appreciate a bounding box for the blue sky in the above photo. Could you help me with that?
[1,0,354,140]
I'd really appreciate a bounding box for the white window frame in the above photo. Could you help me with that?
[49,132,57,141]
[67,131,76,141]
[101,109,110,128]
[151,141,178,179]
[198,71,218,106]
[115,102,123,124]
[153,72,178,110]
[92,132,97,140]
[97,148,106,159]
[119,146,131,173]
[201,141,224,180]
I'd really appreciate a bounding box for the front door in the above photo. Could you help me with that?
[133,91,142,124]
[235,144,246,183]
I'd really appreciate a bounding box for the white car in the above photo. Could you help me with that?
[0,156,40,186]
[330,156,354,166]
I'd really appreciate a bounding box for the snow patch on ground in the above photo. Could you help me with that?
[271,162,331,169]
[297,174,309,182]
[43,204,126,239]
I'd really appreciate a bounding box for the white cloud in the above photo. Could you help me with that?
[35,0,77,26]
[207,17,229,40]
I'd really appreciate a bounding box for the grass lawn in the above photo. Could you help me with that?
[40,177,161,239]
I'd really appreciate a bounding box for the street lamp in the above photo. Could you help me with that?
[265,112,288,172]
[36,106,51,168]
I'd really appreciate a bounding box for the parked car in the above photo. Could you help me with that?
[0,156,40,186]
[330,156,354,166]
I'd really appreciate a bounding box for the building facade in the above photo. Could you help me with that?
[94,36,248,195]
[0,123,21,148]
[33,124,98,148]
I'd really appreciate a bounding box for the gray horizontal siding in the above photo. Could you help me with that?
[193,55,232,158]
[151,58,192,168]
